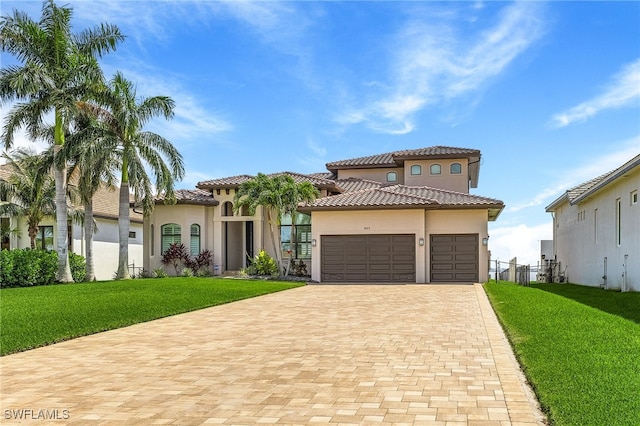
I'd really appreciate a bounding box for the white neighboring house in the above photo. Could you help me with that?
[0,165,143,281]
[545,154,640,291]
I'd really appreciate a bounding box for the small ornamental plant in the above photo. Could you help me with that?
[160,243,189,275]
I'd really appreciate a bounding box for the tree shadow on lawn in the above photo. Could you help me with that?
[532,283,640,325]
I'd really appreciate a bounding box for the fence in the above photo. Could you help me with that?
[128,261,144,278]
[493,259,537,286]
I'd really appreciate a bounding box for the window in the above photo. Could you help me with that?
[1,217,10,250]
[161,223,181,254]
[616,198,621,246]
[450,163,462,174]
[150,224,155,256]
[632,190,638,205]
[410,165,421,175]
[222,201,233,216]
[190,224,200,255]
[430,164,441,175]
[594,209,598,243]
[280,213,311,259]
[35,226,54,251]
[129,231,136,238]
[386,172,397,182]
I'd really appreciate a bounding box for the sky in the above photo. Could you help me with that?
[1,0,639,266]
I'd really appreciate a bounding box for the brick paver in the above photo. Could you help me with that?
[1,284,545,425]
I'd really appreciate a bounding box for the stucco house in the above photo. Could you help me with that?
[144,146,504,284]
[0,164,143,281]
[545,154,639,291]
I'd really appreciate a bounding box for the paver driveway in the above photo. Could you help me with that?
[1,284,544,425]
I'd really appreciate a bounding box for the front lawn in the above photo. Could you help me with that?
[485,282,640,426]
[0,277,303,356]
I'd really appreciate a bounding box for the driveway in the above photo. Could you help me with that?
[1,284,544,425]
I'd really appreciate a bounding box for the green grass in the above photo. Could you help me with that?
[485,282,640,426]
[0,277,303,356]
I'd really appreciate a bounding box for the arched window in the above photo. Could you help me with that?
[386,172,397,182]
[190,224,200,255]
[410,165,422,175]
[161,223,181,254]
[430,164,442,175]
[450,163,462,174]
[222,201,233,217]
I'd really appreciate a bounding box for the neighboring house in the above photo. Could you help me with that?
[145,146,504,284]
[0,164,143,281]
[545,154,639,291]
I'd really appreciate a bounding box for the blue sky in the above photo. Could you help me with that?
[2,1,639,265]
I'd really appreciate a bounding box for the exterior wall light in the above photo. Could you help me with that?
[418,237,425,246]
[482,237,489,246]
[312,239,317,247]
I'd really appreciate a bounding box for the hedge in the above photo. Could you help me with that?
[0,249,86,287]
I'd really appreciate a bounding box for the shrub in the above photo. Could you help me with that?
[252,250,278,276]
[0,249,57,287]
[160,243,189,275]
[153,268,168,278]
[69,252,87,282]
[185,249,213,275]
[181,267,194,277]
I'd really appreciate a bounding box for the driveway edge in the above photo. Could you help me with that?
[475,283,547,426]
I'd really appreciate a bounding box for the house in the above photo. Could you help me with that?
[144,146,504,284]
[545,154,639,291]
[0,164,143,281]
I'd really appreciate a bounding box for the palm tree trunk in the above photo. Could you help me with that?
[53,144,73,283]
[266,210,283,275]
[84,198,96,281]
[116,181,131,279]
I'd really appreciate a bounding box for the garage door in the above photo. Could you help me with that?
[321,234,415,282]
[430,234,479,282]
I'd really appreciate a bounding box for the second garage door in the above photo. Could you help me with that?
[321,234,415,283]
[430,234,479,282]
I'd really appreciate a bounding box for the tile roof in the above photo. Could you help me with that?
[326,145,480,171]
[155,189,218,206]
[335,177,384,193]
[546,154,640,211]
[0,163,143,223]
[196,175,254,190]
[300,184,503,212]
[197,172,341,191]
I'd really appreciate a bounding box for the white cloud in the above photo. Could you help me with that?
[488,222,552,266]
[339,2,546,134]
[551,59,640,128]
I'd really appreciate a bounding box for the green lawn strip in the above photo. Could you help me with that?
[0,278,303,356]
[484,282,640,426]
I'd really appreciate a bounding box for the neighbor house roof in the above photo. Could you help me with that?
[299,184,504,220]
[0,163,143,223]
[325,145,481,188]
[545,154,640,211]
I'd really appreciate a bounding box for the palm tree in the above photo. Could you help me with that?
[64,109,119,281]
[0,149,56,249]
[0,0,123,282]
[99,72,184,279]
[233,173,319,275]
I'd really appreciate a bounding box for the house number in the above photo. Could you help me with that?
[364,226,370,230]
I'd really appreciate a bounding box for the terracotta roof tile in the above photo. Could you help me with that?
[155,189,218,206]
[335,177,384,193]
[326,145,481,171]
[196,175,254,189]
[301,185,503,211]
[0,164,142,223]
